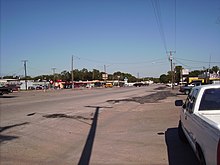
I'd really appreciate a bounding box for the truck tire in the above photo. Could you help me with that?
[178,121,188,143]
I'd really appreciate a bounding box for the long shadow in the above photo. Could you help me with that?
[0,95,18,98]
[0,122,29,143]
[0,122,29,133]
[165,128,199,165]
[78,107,99,165]
[0,135,18,143]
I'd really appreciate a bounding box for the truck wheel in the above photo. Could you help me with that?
[178,121,188,143]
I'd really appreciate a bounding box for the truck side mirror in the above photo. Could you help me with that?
[175,100,183,106]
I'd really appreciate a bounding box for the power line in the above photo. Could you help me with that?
[175,57,220,64]
[174,0,177,51]
[4,67,24,77]
[151,0,168,52]
[173,58,191,68]
[75,55,168,65]
[173,57,219,71]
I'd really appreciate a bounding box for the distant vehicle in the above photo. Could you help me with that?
[104,83,113,88]
[133,82,149,87]
[0,85,12,95]
[175,84,220,165]
[28,86,36,90]
[36,86,44,90]
[179,81,202,95]
[28,85,47,90]
[166,83,178,87]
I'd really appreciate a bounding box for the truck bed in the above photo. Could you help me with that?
[199,112,220,131]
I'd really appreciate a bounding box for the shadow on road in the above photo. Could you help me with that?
[43,113,92,125]
[78,105,112,165]
[165,128,199,165]
[107,91,176,104]
[78,107,99,165]
[0,122,29,143]
[0,95,18,98]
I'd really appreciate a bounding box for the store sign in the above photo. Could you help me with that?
[102,73,108,80]
[182,69,189,75]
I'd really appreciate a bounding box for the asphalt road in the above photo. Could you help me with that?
[0,85,199,165]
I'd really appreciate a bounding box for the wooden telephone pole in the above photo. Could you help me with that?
[22,60,28,90]
[167,51,176,90]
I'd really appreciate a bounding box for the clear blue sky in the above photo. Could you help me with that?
[1,0,220,78]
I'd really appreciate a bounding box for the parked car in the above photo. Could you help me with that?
[0,86,12,95]
[166,83,178,87]
[104,83,113,88]
[133,82,149,87]
[179,81,202,95]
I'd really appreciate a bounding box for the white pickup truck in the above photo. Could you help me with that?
[175,84,220,165]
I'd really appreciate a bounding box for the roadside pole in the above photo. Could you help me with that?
[71,55,74,89]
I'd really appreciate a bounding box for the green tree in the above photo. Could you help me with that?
[3,76,15,79]
[211,66,219,73]
[189,70,203,77]
[92,69,101,80]
[61,70,71,81]
[159,74,169,83]
[175,66,183,83]
[73,69,80,81]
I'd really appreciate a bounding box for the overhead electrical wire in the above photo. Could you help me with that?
[173,58,203,70]
[75,56,168,65]
[4,67,24,77]
[173,57,220,71]
[151,0,168,53]
[175,57,220,64]
[174,0,177,52]
[28,66,51,75]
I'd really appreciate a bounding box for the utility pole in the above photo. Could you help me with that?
[103,65,107,81]
[207,55,211,84]
[104,65,106,74]
[71,55,80,87]
[22,60,28,90]
[71,55,74,89]
[167,51,176,90]
[173,62,176,87]
[103,64,111,81]
[52,68,56,88]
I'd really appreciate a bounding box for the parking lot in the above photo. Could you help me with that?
[0,85,199,165]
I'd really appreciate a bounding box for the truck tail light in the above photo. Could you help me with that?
[218,138,220,165]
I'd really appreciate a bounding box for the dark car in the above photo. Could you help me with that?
[0,86,12,95]
[179,81,202,95]
[133,82,149,87]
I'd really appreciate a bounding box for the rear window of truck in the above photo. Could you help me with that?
[199,88,220,111]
